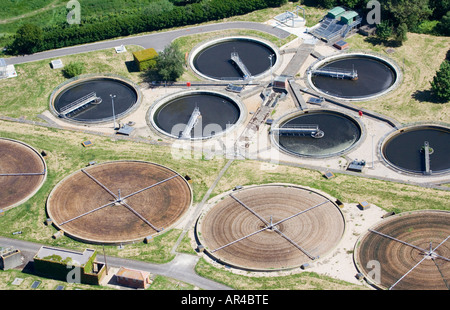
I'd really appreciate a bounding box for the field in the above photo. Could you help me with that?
[0,0,172,44]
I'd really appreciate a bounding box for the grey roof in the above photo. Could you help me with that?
[34,246,95,266]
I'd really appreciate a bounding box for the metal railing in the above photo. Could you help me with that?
[59,92,101,116]
[230,52,252,80]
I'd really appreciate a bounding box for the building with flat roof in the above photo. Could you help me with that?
[0,247,23,270]
[33,246,106,285]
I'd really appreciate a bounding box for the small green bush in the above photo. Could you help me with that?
[63,61,85,78]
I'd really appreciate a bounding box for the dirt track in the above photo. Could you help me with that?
[198,185,345,271]
[0,138,46,210]
[47,161,192,244]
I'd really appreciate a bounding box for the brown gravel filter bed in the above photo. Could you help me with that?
[47,161,192,244]
[197,184,345,271]
[355,210,450,290]
[0,138,46,210]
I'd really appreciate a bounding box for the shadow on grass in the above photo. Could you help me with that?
[364,36,402,48]
[412,89,448,104]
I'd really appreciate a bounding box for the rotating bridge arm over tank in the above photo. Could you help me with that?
[311,67,358,80]
[59,92,102,117]
[272,124,325,138]
[230,52,252,80]
[180,106,201,139]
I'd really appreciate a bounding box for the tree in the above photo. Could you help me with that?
[394,22,408,45]
[437,11,450,36]
[429,0,450,19]
[314,0,337,9]
[430,59,450,102]
[376,20,393,40]
[382,0,432,31]
[10,24,43,55]
[150,43,185,83]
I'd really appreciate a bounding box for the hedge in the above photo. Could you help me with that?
[133,48,158,71]
[14,0,288,54]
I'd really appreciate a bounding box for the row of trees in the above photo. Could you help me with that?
[8,0,288,55]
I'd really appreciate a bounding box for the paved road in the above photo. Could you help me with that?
[0,236,231,290]
[4,21,290,66]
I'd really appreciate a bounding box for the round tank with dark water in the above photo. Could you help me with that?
[274,110,363,158]
[309,54,398,100]
[381,125,450,175]
[150,91,243,140]
[191,37,278,81]
[51,76,140,123]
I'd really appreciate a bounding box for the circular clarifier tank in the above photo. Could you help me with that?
[272,109,363,158]
[50,75,141,124]
[381,124,450,175]
[149,90,245,140]
[308,53,400,100]
[190,36,279,81]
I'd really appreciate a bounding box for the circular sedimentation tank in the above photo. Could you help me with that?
[149,90,245,140]
[308,53,400,100]
[272,109,363,158]
[380,124,450,175]
[50,75,141,124]
[190,36,279,81]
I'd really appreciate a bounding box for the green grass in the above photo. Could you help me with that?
[212,160,450,213]
[0,45,143,121]
[195,258,365,290]
[0,122,226,258]
[0,0,62,19]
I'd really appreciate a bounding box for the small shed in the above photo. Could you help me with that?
[333,40,349,50]
[0,58,17,79]
[0,247,23,270]
[327,7,346,19]
[347,159,366,172]
[116,124,134,136]
[51,59,64,69]
[340,11,359,24]
[115,267,152,289]
[272,75,288,92]
[358,201,371,210]
[0,58,7,78]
